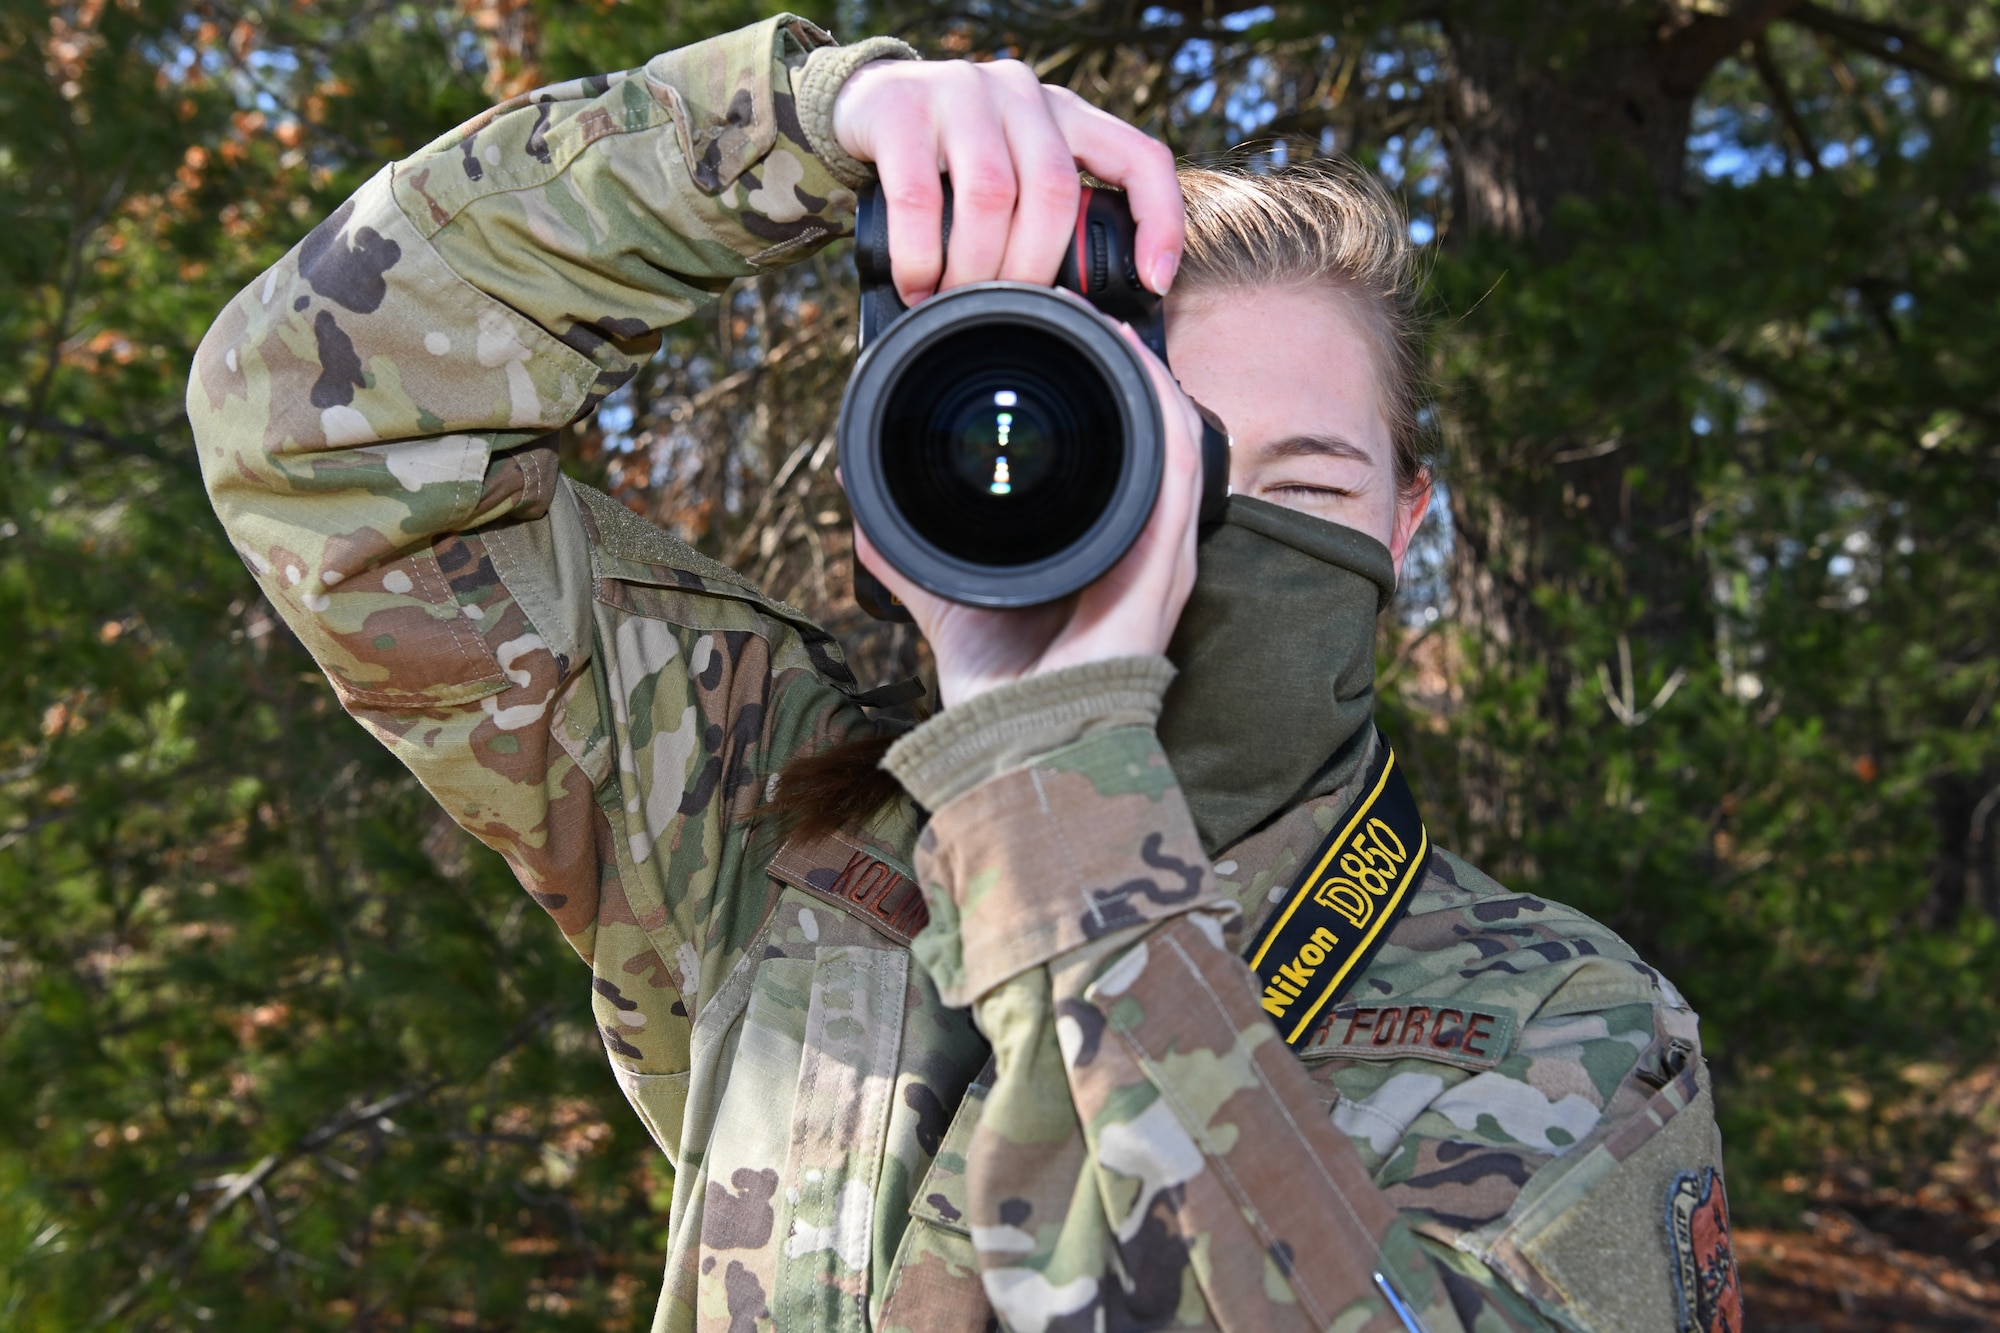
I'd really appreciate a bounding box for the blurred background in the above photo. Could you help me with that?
[2,0,1997,1326]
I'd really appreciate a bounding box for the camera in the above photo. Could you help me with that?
[839,183,1229,620]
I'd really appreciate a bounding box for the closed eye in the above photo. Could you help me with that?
[1264,481,1356,500]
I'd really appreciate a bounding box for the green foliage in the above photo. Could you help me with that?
[2,0,1996,1324]
[0,0,697,1323]
[1402,75,2000,1214]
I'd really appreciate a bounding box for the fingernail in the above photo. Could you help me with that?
[1150,250,1179,293]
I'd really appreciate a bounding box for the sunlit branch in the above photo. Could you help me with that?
[1788,3,2000,92]
[1751,33,1821,174]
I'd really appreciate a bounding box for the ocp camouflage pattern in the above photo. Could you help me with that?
[190,15,1735,1331]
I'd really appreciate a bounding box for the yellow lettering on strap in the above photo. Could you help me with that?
[1242,731,1433,1050]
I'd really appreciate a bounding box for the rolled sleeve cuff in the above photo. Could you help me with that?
[791,36,924,190]
[908,721,1223,1007]
[883,655,1176,811]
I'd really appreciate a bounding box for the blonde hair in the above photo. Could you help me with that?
[1175,162,1429,497]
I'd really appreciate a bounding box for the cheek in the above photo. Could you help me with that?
[1351,491,1400,549]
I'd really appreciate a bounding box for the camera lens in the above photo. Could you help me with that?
[839,282,1162,609]
[880,324,1125,568]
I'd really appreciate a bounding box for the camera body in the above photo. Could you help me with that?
[855,183,1166,358]
[841,183,1226,621]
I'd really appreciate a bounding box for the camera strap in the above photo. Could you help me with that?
[1242,729,1432,1050]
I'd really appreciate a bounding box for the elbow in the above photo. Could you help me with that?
[188,288,255,479]
[187,275,290,533]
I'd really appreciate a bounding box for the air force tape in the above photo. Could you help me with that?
[1245,730,1432,1049]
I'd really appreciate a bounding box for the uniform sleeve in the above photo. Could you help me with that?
[186,18,888,976]
[888,665,1563,1333]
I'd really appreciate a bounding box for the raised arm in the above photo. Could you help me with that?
[191,12,874,724]
[186,15,905,1056]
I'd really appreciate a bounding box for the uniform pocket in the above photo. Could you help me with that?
[771,945,910,1330]
[611,1067,691,1170]
[876,1216,989,1333]
[874,1077,993,1332]
[1480,1062,1731,1331]
[688,945,908,1333]
[905,1077,986,1236]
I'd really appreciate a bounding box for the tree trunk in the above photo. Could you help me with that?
[1436,3,1802,649]
[1445,6,1694,241]
[1442,1,1798,242]
[1432,3,1798,879]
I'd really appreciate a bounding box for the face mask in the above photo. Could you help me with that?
[1157,495,1396,853]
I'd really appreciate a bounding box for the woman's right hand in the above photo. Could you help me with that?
[831,56,1185,307]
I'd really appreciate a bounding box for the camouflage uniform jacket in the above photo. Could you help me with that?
[189,17,1738,1333]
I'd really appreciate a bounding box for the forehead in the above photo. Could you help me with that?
[1164,284,1392,462]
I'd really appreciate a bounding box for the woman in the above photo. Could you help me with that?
[190,16,1739,1333]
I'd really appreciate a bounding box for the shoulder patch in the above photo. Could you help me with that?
[1665,1166,1742,1333]
[1298,1001,1515,1070]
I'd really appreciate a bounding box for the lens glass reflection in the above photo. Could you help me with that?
[880,323,1124,568]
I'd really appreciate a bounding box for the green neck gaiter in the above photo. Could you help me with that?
[1157,496,1396,854]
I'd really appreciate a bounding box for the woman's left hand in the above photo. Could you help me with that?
[854,320,1206,707]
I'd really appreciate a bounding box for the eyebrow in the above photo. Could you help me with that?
[1253,434,1375,465]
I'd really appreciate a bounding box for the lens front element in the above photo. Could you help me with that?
[882,325,1124,569]
[839,283,1164,609]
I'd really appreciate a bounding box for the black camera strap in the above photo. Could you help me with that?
[1243,730,1432,1050]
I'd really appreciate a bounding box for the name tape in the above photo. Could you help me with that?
[1244,732,1432,1049]
[767,831,929,947]
[1298,1003,1516,1070]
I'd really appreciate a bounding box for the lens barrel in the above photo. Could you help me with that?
[838,283,1164,609]
[843,182,1227,617]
